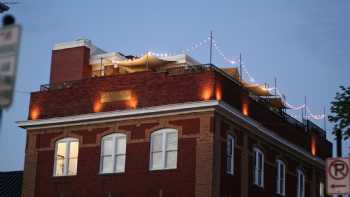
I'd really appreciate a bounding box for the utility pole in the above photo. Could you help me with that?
[209,31,213,65]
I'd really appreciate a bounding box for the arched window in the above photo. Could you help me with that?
[253,147,264,187]
[150,128,178,170]
[100,133,127,173]
[54,137,79,176]
[297,169,305,197]
[226,134,235,175]
[276,159,286,196]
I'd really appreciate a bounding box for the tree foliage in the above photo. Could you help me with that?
[328,86,350,140]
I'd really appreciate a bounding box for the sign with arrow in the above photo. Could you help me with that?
[327,157,350,195]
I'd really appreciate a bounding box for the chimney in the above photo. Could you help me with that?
[50,39,92,84]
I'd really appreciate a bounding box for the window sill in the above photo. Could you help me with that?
[52,174,77,178]
[276,193,285,196]
[99,172,125,176]
[149,168,177,172]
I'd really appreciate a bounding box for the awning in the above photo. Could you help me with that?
[242,82,273,97]
[114,54,175,72]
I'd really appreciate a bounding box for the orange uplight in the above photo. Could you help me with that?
[93,100,103,112]
[242,101,249,116]
[127,96,138,109]
[215,85,222,101]
[30,107,40,120]
[201,87,213,101]
[310,136,317,156]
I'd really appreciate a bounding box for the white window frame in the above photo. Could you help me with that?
[253,147,264,187]
[149,128,178,170]
[276,160,286,196]
[319,182,324,197]
[53,137,79,177]
[297,169,305,197]
[100,133,127,174]
[226,134,235,175]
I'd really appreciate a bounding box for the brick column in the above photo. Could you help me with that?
[241,131,249,197]
[195,115,214,197]
[21,132,38,197]
[212,115,222,197]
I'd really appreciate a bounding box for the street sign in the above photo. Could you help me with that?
[326,157,350,195]
[0,24,21,108]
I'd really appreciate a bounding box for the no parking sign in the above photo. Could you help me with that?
[326,157,350,195]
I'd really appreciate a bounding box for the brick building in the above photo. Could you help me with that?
[18,39,332,197]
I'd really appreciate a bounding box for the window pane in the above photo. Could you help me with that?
[166,132,177,150]
[227,139,233,156]
[151,152,163,169]
[55,158,65,176]
[227,156,232,172]
[103,138,114,155]
[69,141,79,158]
[68,158,78,175]
[102,156,113,173]
[56,142,67,158]
[166,150,177,169]
[116,137,126,154]
[115,155,126,172]
[152,134,162,152]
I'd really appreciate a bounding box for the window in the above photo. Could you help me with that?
[100,133,127,173]
[319,182,324,197]
[276,160,286,196]
[150,128,178,170]
[253,148,264,187]
[297,169,305,197]
[226,134,235,174]
[54,138,79,176]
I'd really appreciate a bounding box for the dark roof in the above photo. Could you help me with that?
[0,171,23,197]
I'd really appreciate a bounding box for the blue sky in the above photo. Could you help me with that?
[0,0,349,171]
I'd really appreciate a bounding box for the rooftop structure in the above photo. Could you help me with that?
[18,39,332,197]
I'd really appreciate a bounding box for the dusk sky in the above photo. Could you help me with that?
[0,0,349,171]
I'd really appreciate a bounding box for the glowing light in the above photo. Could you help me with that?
[201,87,213,101]
[242,100,249,116]
[30,107,40,120]
[310,136,317,156]
[93,100,102,112]
[127,96,138,109]
[215,84,222,101]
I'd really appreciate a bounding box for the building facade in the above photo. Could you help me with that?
[18,39,332,197]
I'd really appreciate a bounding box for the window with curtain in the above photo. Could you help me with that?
[100,133,127,173]
[150,128,178,170]
[54,138,79,176]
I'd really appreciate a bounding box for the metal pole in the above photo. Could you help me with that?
[274,77,277,96]
[239,53,242,82]
[323,106,326,132]
[209,31,213,65]
[0,109,2,132]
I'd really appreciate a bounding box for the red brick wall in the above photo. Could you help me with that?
[29,71,215,120]
[31,115,206,197]
[50,46,91,84]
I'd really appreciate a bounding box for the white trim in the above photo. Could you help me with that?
[253,147,264,187]
[100,133,127,174]
[276,159,286,196]
[149,128,178,170]
[17,100,219,129]
[53,137,79,177]
[297,169,305,197]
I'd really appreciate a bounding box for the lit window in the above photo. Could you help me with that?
[320,182,324,197]
[226,134,235,174]
[297,169,305,197]
[150,128,178,170]
[54,138,79,176]
[253,148,264,187]
[100,133,127,173]
[276,160,286,196]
